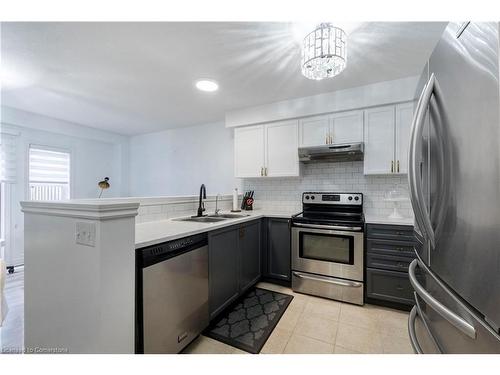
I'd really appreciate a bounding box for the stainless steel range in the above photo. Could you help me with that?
[291,192,364,305]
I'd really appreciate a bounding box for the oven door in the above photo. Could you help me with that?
[291,224,364,281]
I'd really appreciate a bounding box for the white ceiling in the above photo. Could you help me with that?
[1,22,446,135]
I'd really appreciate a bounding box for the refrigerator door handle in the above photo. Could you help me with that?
[408,306,424,354]
[409,259,477,339]
[427,82,452,242]
[408,73,436,249]
[408,78,428,242]
[414,292,443,353]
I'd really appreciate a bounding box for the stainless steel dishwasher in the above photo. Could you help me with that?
[135,232,209,354]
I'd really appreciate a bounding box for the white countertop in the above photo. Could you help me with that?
[135,209,295,248]
[364,214,414,226]
[136,210,415,248]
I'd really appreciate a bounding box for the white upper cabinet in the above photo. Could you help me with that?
[234,121,299,178]
[394,102,414,174]
[234,101,414,178]
[364,106,396,175]
[363,102,414,175]
[299,111,363,147]
[330,110,364,144]
[234,125,265,178]
[265,120,299,177]
[299,115,330,147]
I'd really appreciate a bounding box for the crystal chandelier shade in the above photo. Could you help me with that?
[301,23,347,80]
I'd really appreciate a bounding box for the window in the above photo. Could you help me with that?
[28,146,71,200]
[1,131,17,244]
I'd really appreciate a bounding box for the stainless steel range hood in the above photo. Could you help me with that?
[298,143,364,162]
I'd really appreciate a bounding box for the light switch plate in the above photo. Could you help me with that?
[76,222,96,247]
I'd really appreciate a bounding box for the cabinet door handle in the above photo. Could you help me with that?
[397,160,400,173]
[391,160,394,173]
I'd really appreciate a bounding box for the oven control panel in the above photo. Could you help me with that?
[302,192,363,205]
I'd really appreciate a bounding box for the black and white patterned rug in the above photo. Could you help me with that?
[204,287,293,354]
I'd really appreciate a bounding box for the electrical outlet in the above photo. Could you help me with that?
[76,222,96,247]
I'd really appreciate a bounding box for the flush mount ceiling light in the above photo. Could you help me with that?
[301,23,347,81]
[195,79,219,92]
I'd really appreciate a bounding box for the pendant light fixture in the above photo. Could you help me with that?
[301,23,347,80]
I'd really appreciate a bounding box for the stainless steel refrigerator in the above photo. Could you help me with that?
[407,22,500,353]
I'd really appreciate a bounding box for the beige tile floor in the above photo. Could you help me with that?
[183,281,414,355]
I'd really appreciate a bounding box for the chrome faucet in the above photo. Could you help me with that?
[214,194,222,216]
[197,184,207,217]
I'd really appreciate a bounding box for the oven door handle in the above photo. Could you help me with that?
[292,271,363,288]
[292,222,363,231]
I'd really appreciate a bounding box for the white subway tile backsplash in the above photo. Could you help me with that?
[134,195,235,223]
[242,161,414,219]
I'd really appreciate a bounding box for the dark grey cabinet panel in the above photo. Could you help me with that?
[367,238,415,258]
[365,223,415,309]
[208,219,263,320]
[366,223,414,241]
[366,268,414,305]
[264,218,291,281]
[239,220,261,292]
[367,252,414,272]
[208,225,240,319]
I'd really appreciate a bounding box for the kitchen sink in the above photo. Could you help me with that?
[208,213,250,219]
[173,216,228,223]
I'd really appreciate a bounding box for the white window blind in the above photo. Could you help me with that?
[0,132,18,183]
[29,146,71,201]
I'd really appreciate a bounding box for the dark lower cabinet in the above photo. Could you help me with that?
[365,223,416,310]
[366,268,414,305]
[263,218,291,282]
[239,220,261,292]
[208,225,240,319]
[208,219,262,320]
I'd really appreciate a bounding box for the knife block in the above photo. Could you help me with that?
[241,197,254,210]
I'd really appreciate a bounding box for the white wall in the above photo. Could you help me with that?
[129,121,240,197]
[1,106,130,197]
[22,201,138,353]
[1,107,130,267]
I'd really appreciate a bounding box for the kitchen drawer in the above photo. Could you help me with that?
[366,268,414,306]
[366,238,416,257]
[366,223,414,241]
[367,252,414,272]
